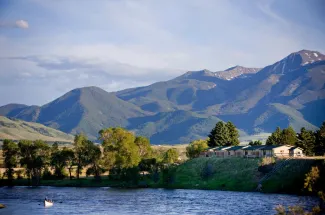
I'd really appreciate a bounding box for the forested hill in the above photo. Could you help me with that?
[1,49,325,144]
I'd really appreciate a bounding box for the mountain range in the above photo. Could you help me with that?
[1,50,325,144]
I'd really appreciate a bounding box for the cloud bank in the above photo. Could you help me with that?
[0,0,324,106]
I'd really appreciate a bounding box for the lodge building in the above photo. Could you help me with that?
[200,145,304,158]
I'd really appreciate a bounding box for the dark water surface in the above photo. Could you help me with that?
[0,187,317,215]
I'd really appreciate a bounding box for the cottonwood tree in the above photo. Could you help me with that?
[2,139,19,182]
[18,140,50,186]
[51,147,75,179]
[163,148,179,164]
[85,141,104,180]
[186,139,208,159]
[73,134,89,179]
[135,136,152,158]
[99,128,141,171]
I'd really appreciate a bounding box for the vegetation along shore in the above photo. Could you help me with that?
[1,121,325,212]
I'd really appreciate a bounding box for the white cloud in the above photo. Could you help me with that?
[15,20,29,29]
[0,0,325,106]
[0,20,29,29]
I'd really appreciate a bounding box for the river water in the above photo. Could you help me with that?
[0,187,317,215]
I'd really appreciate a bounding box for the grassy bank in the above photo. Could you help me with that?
[163,157,260,191]
[1,157,323,195]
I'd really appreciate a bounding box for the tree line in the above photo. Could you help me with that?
[2,127,180,186]
[185,121,240,159]
[266,122,325,156]
[185,120,325,159]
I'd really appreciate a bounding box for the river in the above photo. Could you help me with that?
[0,187,317,215]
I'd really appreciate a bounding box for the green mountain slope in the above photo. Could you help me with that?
[0,116,73,142]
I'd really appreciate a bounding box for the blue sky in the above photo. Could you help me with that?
[0,0,325,106]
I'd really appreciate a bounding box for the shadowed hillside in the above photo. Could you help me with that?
[1,50,325,144]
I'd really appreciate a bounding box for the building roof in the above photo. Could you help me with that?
[289,146,303,151]
[260,145,281,150]
[225,146,247,151]
[243,145,266,150]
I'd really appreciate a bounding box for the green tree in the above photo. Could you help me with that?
[135,136,152,158]
[315,121,325,156]
[51,142,59,153]
[51,147,75,179]
[186,139,208,159]
[18,140,50,186]
[99,128,141,170]
[2,139,19,182]
[249,140,263,146]
[163,148,179,164]
[266,127,282,145]
[297,127,316,156]
[226,121,240,146]
[280,126,297,145]
[208,121,230,147]
[73,134,89,179]
[63,148,75,180]
[85,141,104,180]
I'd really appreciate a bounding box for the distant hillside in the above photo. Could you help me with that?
[0,116,74,142]
[1,49,325,144]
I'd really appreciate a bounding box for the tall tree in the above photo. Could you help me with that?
[85,141,104,179]
[280,126,297,145]
[315,121,325,156]
[51,147,75,179]
[266,127,282,145]
[226,121,240,146]
[297,127,316,156]
[249,140,263,146]
[73,134,89,179]
[99,127,140,170]
[208,121,230,147]
[163,148,179,164]
[2,139,19,182]
[63,148,75,180]
[135,136,152,158]
[18,140,50,186]
[186,139,208,159]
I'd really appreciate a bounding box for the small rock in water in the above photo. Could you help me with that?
[0,204,6,209]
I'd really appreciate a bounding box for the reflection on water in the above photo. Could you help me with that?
[0,187,317,215]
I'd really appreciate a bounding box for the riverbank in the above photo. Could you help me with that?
[1,157,323,195]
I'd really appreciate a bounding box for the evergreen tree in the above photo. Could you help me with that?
[249,140,263,146]
[297,127,316,156]
[208,121,230,147]
[315,121,325,155]
[280,126,297,145]
[226,121,240,146]
[266,127,282,145]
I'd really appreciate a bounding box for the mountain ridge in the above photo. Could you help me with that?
[1,49,325,144]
